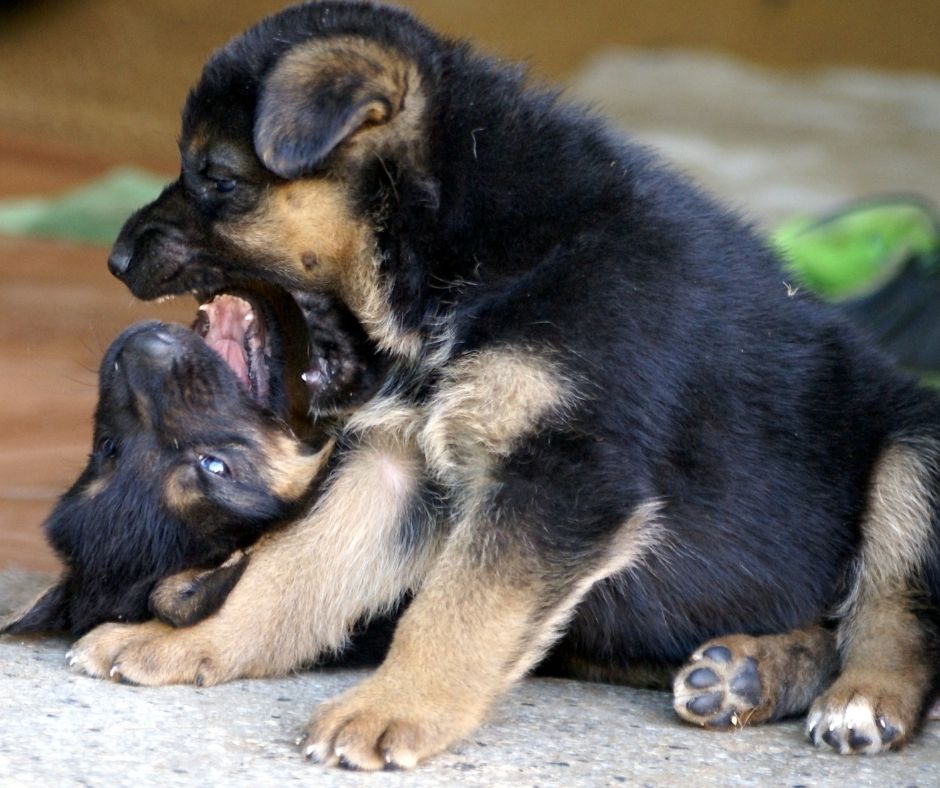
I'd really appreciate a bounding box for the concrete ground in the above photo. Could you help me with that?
[3,571,940,787]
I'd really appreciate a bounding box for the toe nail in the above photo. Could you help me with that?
[707,709,736,728]
[687,691,723,716]
[295,733,309,748]
[304,744,321,763]
[382,747,404,771]
[877,715,899,744]
[686,667,720,689]
[701,646,732,663]
[338,755,358,771]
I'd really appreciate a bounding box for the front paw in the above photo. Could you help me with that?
[806,678,913,754]
[68,620,225,687]
[301,677,478,771]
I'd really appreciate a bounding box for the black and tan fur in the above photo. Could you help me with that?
[2,289,383,636]
[69,1,940,767]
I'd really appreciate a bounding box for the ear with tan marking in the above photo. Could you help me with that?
[1,581,69,635]
[254,38,414,179]
[149,552,250,628]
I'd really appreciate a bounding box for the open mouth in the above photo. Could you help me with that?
[193,293,272,405]
[188,285,381,423]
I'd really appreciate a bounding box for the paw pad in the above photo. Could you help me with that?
[674,646,765,728]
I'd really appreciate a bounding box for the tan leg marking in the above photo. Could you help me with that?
[809,443,937,754]
[808,596,931,753]
[674,625,837,728]
[68,437,432,686]
[303,502,659,770]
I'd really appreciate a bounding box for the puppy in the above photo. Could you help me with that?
[71,1,940,767]
[3,287,383,636]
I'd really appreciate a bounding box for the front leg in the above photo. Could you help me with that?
[303,500,660,770]
[69,438,431,685]
[807,443,939,754]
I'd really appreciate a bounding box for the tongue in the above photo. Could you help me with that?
[213,338,250,388]
[200,295,253,390]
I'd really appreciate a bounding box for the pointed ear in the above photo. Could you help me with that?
[1,581,70,635]
[254,37,416,179]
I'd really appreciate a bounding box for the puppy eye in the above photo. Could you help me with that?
[96,437,118,459]
[198,454,230,478]
[213,178,237,194]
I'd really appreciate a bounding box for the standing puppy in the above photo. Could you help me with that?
[73,2,940,767]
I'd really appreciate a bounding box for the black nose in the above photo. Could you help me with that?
[108,248,132,278]
[122,324,181,359]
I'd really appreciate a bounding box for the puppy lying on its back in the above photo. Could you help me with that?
[3,288,384,637]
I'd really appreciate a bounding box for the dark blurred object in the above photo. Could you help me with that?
[843,249,940,374]
[0,0,68,17]
[775,196,940,375]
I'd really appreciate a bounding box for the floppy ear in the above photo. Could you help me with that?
[1,581,70,635]
[149,551,250,628]
[254,38,414,179]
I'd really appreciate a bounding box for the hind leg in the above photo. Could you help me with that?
[808,443,937,754]
[674,625,837,728]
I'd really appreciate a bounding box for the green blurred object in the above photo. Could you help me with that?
[773,196,940,376]
[0,167,166,246]
[772,196,940,299]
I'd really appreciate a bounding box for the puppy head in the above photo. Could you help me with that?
[2,318,329,637]
[108,3,442,357]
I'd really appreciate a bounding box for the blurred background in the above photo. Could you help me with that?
[1,0,939,572]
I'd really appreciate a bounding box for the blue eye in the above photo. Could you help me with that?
[198,454,230,478]
[214,178,237,193]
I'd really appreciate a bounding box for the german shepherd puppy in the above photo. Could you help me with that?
[3,287,383,637]
[70,1,940,767]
